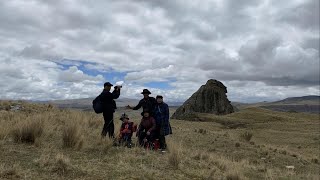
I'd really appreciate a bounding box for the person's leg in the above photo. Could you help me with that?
[108,115,115,138]
[127,134,132,148]
[103,112,114,138]
[138,131,146,146]
[102,112,109,137]
[159,135,166,149]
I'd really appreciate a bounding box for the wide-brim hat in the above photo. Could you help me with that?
[141,89,151,94]
[104,82,113,87]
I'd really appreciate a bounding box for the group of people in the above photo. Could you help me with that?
[98,82,172,151]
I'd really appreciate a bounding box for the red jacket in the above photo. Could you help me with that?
[120,121,137,135]
[138,116,156,133]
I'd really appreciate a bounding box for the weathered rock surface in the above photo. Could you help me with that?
[171,79,234,120]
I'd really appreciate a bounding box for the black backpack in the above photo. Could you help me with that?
[92,95,103,114]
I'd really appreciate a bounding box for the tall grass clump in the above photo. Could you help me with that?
[53,153,71,175]
[11,120,43,144]
[240,131,253,142]
[167,141,181,169]
[62,123,80,148]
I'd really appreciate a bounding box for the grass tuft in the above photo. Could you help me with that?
[62,123,80,148]
[167,141,181,169]
[240,131,253,142]
[11,120,43,144]
[53,153,71,175]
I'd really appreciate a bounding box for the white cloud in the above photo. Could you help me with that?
[0,0,319,102]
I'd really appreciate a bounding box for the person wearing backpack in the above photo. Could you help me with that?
[153,95,172,151]
[100,82,121,138]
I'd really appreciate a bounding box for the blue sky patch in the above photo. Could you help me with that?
[144,80,174,90]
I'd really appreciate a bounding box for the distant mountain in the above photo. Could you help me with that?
[272,95,320,105]
[42,97,183,110]
[232,95,319,114]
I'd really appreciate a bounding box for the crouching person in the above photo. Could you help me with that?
[137,109,156,148]
[119,113,137,148]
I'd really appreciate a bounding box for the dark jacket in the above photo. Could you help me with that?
[133,97,157,112]
[138,116,156,133]
[153,102,172,136]
[100,89,120,113]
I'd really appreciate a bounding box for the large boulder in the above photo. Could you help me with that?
[171,79,234,120]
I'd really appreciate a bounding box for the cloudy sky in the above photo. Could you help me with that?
[0,0,319,103]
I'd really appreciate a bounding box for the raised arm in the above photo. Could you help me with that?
[132,100,142,110]
[111,87,120,99]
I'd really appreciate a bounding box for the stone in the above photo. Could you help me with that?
[171,79,234,120]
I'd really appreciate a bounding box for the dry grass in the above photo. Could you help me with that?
[11,119,43,144]
[167,140,181,169]
[0,101,319,179]
[62,122,80,148]
[240,131,253,142]
[53,153,71,175]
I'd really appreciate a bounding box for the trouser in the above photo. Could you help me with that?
[102,111,114,138]
[138,131,155,146]
[159,134,166,149]
[156,126,167,149]
[120,133,132,144]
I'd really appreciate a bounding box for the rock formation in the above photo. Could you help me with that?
[171,79,234,120]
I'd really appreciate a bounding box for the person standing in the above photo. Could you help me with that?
[153,95,172,151]
[100,82,121,138]
[127,89,157,116]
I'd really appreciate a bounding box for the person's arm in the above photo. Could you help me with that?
[111,87,120,99]
[132,100,142,110]
[147,117,156,133]
[164,103,170,122]
[120,123,125,133]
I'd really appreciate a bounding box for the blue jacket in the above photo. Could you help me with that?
[153,102,172,136]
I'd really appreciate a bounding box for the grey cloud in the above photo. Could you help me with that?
[19,45,63,60]
[239,36,282,66]
[303,37,320,51]
[0,0,319,102]
[277,0,319,30]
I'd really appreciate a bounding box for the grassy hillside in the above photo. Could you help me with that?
[0,101,319,179]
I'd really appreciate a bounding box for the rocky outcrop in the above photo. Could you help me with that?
[171,79,234,120]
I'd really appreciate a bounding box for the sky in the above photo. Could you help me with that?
[0,0,319,103]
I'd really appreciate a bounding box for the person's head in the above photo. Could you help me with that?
[120,113,129,122]
[104,82,113,91]
[156,95,163,103]
[141,89,151,98]
[143,109,150,118]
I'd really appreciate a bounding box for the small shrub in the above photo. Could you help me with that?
[168,142,181,169]
[235,142,240,147]
[280,150,287,155]
[226,173,241,180]
[11,120,43,144]
[0,164,20,179]
[62,123,80,148]
[240,132,253,142]
[53,153,71,175]
[198,128,207,134]
[311,158,318,164]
